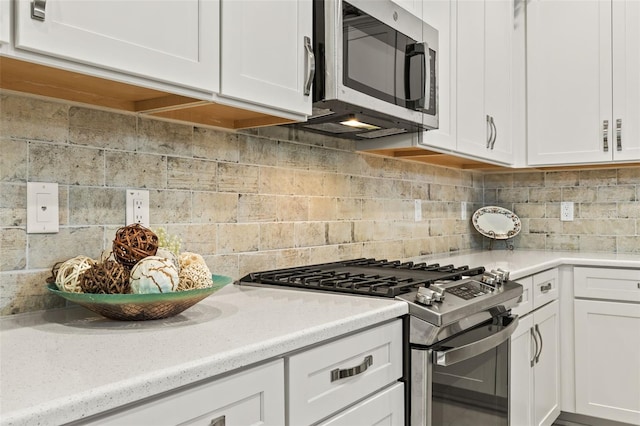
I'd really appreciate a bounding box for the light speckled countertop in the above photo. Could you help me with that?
[2,250,639,425]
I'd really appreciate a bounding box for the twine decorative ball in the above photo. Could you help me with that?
[178,252,213,291]
[112,224,159,268]
[55,256,95,293]
[80,260,131,294]
[130,256,179,294]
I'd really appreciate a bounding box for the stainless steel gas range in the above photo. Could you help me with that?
[238,258,523,426]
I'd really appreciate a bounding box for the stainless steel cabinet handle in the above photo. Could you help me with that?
[331,355,373,382]
[530,327,539,368]
[31,0,46,20]
[209,415,225,426]
[303,36,315,96]
[490,116,497,149]
[616,119,622,151]
[486,115,494,149]
[534,324,543,364]
[603,120,609,152]
[540,283,552,293]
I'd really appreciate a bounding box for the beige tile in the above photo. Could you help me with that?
[31,142,105,186]
[513,203,546,219]
[275,248,311,269]
[617,236,640,253]
[259,167,296,195]
[306,245,342,264]
[28,226,104,269]
[597,185,636,202]
[167,157,217,191]
[0,270,65,315]
[430,219,457,236]
[205,254,239,279]
[105,151,166,189]
[294,222,326,247]
[217,223,260,254]
[353,221,374,242]
[513,233,546,250]
[579,235,616,252]
[327,221,353,245]
[260,222,295,250]
[150,190,192,223]
[165,224,217,256]
[294,170,324,196]
[192,192,237,223]
[309,197,337,221]
[238,194,277,222]
[193,127,239,162]
[545,171,579,187]
[137,118,192,156]
[309,146,338,173]
[596,219,635,236]
[619,202,640,218]
[579,203,618,219]
[434,167,464,186]
[562,219,598,235]
[497,188,529,203]
[362,240,404,260]
[579,169,617,186]
[1,228,26,271]
[385,199,410,221]
[69,187,123,225]
[335,151,365,176]
[529,218,562,234]
[337,198,362,220]
[238,135,279,167]
[69,107,136,150]
[276,196,308,221]
[546,235,580,251]
[0,138,27,182]
[362,199,388,221]
[484,173,513,189]
[529,187,562,203]
[617,167,640,184]
[513,172,545,187]
[0,183,26,227]
[322,173,351,197]
[336,243,364,260]
[1,94,68,143]
[278,141,310,169]
[238,252,278,277]
[562,187,597,203]
[411,182,430,200]
[218,163,259,193]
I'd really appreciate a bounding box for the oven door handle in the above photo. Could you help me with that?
[434,316,519,366]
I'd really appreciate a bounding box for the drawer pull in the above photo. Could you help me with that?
[31,0,46,20]
[540,283,552,293]
[330,355,373,382]
[209,415,225,426]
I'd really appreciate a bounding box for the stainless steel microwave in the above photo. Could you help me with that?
[292,0,438,140]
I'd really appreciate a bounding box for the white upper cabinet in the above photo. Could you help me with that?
[527,0,640,166]
[390,0,423,18]
[455,0,514,165]
[0,0,9,45]
[419,0,456,151]
[13,0,219,95]
[220,0,312,116]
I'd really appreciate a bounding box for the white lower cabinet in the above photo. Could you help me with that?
[574,267,640,425]
[80,359,285,426]
[288,320,404,425]
[510,269,561,426]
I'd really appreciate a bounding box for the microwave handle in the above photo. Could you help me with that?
[405,42,429,111]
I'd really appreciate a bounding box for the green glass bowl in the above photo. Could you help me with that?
[46,275,233,321]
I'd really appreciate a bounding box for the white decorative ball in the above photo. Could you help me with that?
[129,256,179,294]
[156,247,180,274]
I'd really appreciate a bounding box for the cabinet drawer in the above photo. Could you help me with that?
[80,360,284,426]
[532,268,559,309]
[318,383,405,426]
[512,275,534,316]
[574,267,640,302]
[288,320,403,426]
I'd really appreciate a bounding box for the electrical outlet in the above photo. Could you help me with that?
[126,189,150,227]
[414,199,422,221]
[461,202,468,220]
[561,201,574,221]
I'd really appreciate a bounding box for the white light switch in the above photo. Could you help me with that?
[27,182,59,233]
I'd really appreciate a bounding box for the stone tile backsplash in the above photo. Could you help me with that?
[1,91,638,315]
[1,92,484,315]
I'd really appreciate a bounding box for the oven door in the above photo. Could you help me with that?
[411,315,519,426]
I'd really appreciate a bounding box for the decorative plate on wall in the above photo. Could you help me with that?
[472,206,521,240]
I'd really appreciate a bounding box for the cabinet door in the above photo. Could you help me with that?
[510,314,535,426]
[419,0,456,151]
[575,300,640,424]
[80,360,285,426]
[14,0,218,93]
[527,0,612,165]
[612,0,640,161]
[220,0,312,116]
[0,0,9,45]
[456,0,513,165]
[533,300,560,426]
[390,0,422,18]
[319,383,405,426]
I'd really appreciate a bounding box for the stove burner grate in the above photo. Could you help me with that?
[245,258,485,298]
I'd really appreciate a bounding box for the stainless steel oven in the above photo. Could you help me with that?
[410,314,518,426]
[237,258,523,426]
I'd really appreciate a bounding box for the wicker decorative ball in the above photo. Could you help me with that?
[55,256,95,293]
[80,260,131,294]
[112,224,159,268]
